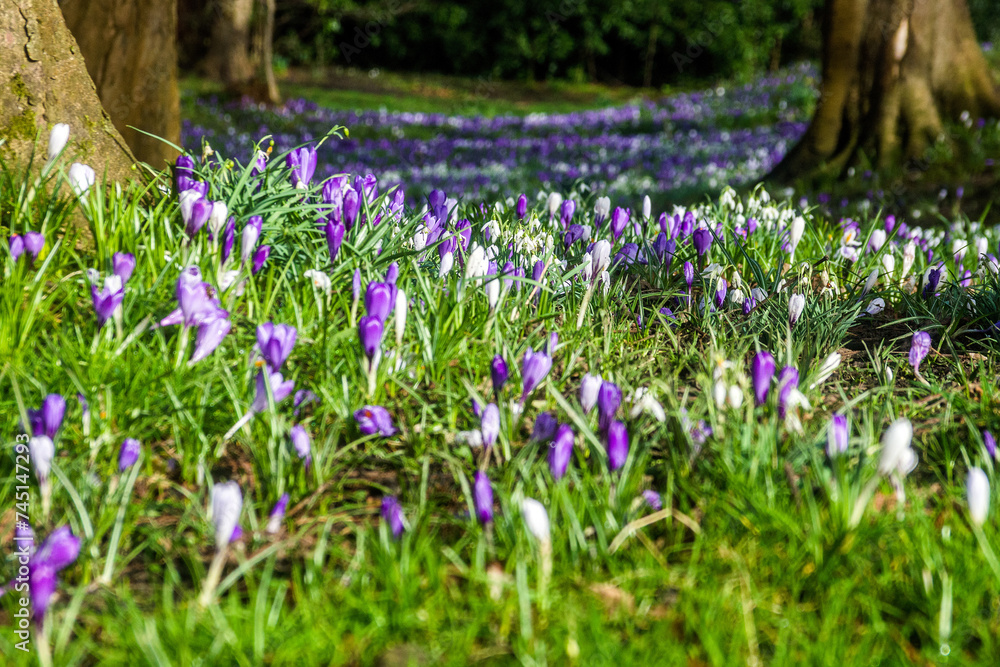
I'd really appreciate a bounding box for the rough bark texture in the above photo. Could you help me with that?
[60,0,181,168]
[203,0,280,105]
[769,0,1000,182]
[0,0,135,179]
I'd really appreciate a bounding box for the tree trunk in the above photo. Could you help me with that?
[60,0,181,168]
[769,0,1000,182]
[0,0,135,180]
[203,0,280,105]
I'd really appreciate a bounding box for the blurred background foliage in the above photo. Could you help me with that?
[177,0,1000,88]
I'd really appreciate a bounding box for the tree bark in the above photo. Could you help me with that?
[769,0,1000,182]
[203,0,280,105]
[0,0,135,180]
[60,0,181,168]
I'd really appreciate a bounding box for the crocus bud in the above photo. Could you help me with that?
[30,394,66,439]
[68,162,96,196]
[352,269,362,303]
[365,282,393,323]
[211,481,243,547]
[692,227,712,258]
[788,293,805,326]
[547,192,563,219]
[30,435,55,482]
[354,405,397,437]
[325,219,345,264]
[358,315,384,360]
[118,438,141,471]
[381,496,405,538]
[984,430,997,459]
[208,200,229,239]
[47,123,70,162]
[597,381,622,433]
[110,252,136,285]
[611,207,629,241]
[241,216,263,262]
[9,234,24,262]
[909,331,931,374]
[266,494,289,534]
[827,414,848,457]
[607,421,629,470]
[549,423,574,479]
[394,288,407,347]
[491,355,508,395]
[751,351,775,406]
[520,347,552,402]
[473,472,494,525]
[579,373,602,414]
[878,418,917,477]
[967,467,990,526]
[516,194,527,220]
[521,498,550,543]
[683,261,694,292]
[642,490,663,511]
[642,195,651,220]
[481,403,500,448]
[252,246,270,274]
[290,424,312,467]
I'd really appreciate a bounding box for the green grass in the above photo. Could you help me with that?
[2,134,1000,666]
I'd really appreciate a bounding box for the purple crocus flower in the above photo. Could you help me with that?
[471,398,483,419]
[342,187,361,229]
[827,414,849,457]
[751,351,776,406]
[692,227,712,259]
[607,421,629,471]
[251,370,295,413]
[355,405,397,437]
[221,218,235,264]
[481,403,501,448]
[118,438,140,471]
[365,282,393,323]
[985,430,997,459]
[287,146,317,188]
[490,355,508,395]
[257,323,297,371]
[29,394,66,439]
[266,494,289,534]
[91,276,124,328]
[776,367,799,418]
[252,246,270,274]
[642,490,663,511]
[611,207,629,241]
[241,216,262,262]
[112,252,136,284]
[23,231,45,259]
[683,261,694,293]
[381,496,405,538]
[715,278,728,309]
[290,424,312,467]
[597,381,622,433]
[180,192,213,236]
[923,267,941,299]
[549,423,574,479]
[473,471,494,525]
[516,194,527,220]
[560,199,576,227]
[352,268,362,303]
[358,315,384,360]
[532,412,558,442]
[24,526,80,620]
[8,234,24,262]
[190,317,232,364]
[909,331,931,374]
[520,347,552,402]
[325,219,346,264]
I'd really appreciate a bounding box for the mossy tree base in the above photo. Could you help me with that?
[0,0,135,180]
[768,0,1000,184]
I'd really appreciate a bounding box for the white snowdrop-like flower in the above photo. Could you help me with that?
[809,352,842,388]
[465,245,489,279]
[967,467,990,526]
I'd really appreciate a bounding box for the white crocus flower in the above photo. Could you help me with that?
[48,123,70,162]
[210,481,243,547]
[546,192,563,219]
[642,195,652,220]
[579,373,602,413]
[590,240,611,277]
[208,200,228,238]
[30,436,55,483]
[878,419,917,477]
[438,251,454,278]
[629,388,666,422]
[594,196,610,221]
[809,352,842,388]
[788,293,805,326]
[465,245,488,279]
[967,467,990,526]
[521,498,551,543]
[862,269,879,296]
[394,289,407,346]
[869,229,886,253]
[901,242,916,278]
[713,380,727,409]
[303,269,331,292]
[881,254,895,278]
[486,278,500,309]
[727,385,744,409]
[864,297,885,316]
[68,162,96,196]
